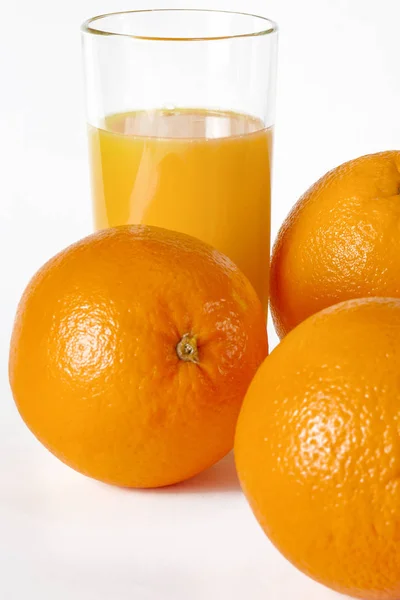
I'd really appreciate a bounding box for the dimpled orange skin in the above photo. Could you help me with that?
[270,151,400,338]
[9,225,268,488]
[235,297,400,599]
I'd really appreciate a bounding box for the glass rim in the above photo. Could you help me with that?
[81,8,278,42]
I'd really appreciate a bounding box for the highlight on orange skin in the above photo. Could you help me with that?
[236,297,400,599]
[9,225,268,488]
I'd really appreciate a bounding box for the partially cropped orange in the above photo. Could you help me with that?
[270,150,400,337]
[235,297,400,600]
[9,225,268,488]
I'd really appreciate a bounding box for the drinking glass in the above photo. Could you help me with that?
[81,9,278,311]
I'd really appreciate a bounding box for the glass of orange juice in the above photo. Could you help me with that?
[81,9,278,311]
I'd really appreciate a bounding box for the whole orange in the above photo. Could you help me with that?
[235,297,400,599]
[270,150,400,337]
[9,225,268,488]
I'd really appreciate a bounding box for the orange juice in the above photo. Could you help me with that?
[88,108,272,309]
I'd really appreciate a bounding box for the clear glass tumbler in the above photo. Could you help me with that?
[81,9,278,311]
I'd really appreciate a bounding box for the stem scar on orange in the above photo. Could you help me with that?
[9,225,268,488]
[270,150,400,338]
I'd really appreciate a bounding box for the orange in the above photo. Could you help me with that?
[235,297,400,600]
[270,150,400,338]
[9,225,268,488]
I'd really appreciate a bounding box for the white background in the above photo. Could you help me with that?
[1,1,399,598]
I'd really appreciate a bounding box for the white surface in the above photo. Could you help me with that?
[1,0,400,598]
